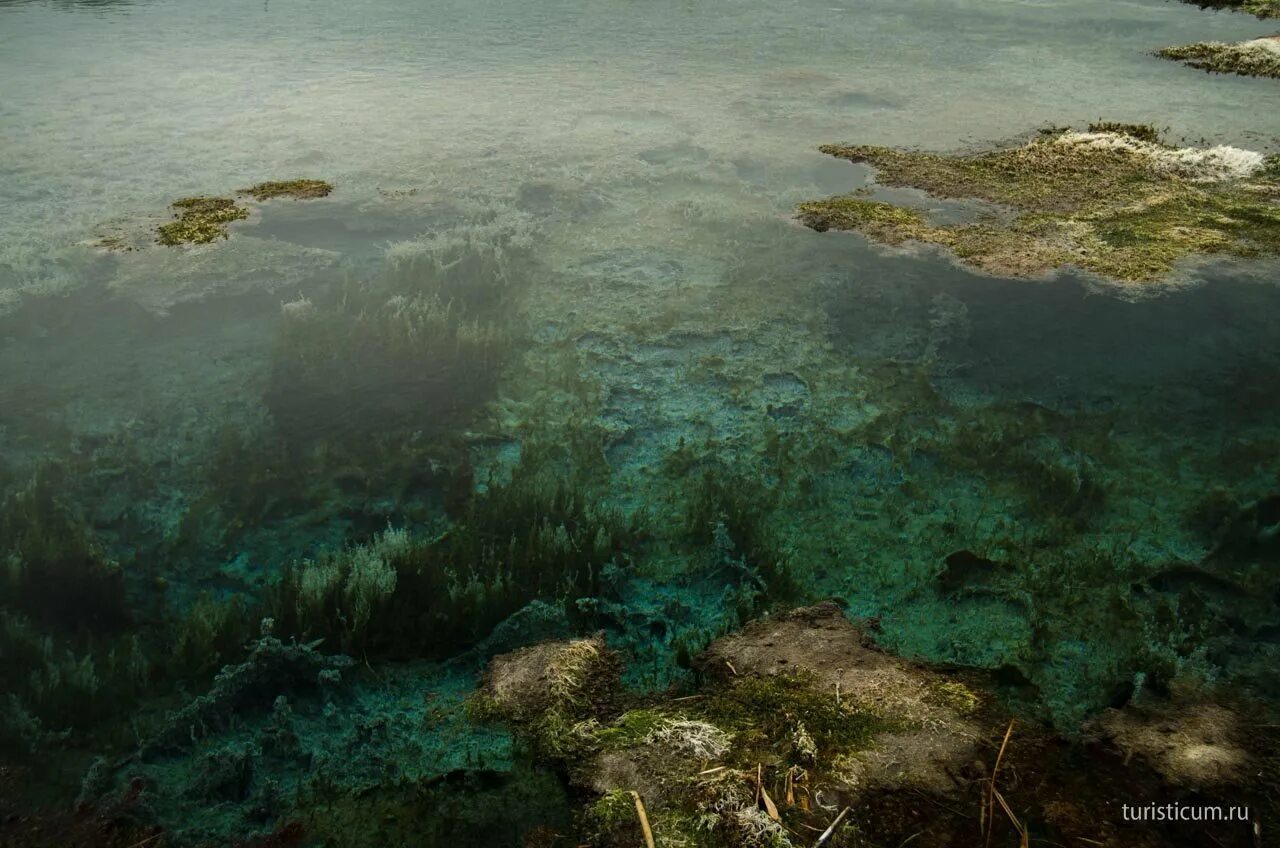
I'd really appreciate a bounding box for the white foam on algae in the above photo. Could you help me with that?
[1054,131,1268,183]
[1242,37,1280,57]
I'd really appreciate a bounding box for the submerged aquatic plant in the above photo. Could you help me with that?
[0,467,134,634]
[266,209,530,445]
[799,126,1280,283]
[268,288,508,443]
[274,525,406,653]
[268,458,636,657]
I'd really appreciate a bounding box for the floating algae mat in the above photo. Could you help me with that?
[1159,36,1280,78]
[798,125,1280,282]
[154,180,334,246]
[2,0,1280,846]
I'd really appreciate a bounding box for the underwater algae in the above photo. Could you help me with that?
[1158,36,1280,78]
[798,125,1280,283]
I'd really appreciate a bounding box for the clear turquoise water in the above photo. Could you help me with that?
[1,0,1279,843]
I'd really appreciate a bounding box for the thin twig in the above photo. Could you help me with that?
[630,791,656,848]
[985,720,1016,848]
[813,807,851,848]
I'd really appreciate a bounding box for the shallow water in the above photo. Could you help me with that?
[2,0,1279,843]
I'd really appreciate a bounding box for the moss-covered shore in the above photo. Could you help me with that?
[1179,0,1280,19]
[797,124,1280,283]
[465,605,1280,848]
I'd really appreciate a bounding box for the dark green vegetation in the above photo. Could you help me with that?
[267,472,636,658]
[1158,38,1280,79]
[798,125,1280,283]
[696,670,882,757]
[0,469,144,750]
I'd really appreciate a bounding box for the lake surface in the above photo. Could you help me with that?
[1,0,1279,843]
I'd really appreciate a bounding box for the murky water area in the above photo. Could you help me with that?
[1,0,1279,844]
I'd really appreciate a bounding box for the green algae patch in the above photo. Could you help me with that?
[152,179,331,247]
[796,197,928,243]
[591,707,671,751]
[1181,0,1280,18]
[239,178,334,200]
[155,196,249,246]
[698,670,881,760]
[800,127,1280,283]
[1158,37,1280,78]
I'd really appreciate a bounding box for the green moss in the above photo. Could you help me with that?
[156,196,249,245]
[699,671,880,761]
[583,789,639,839]
[592,708,670,751]
[795,197,927,242]
[470,639,625,761]
[463,691,506,723]
[152,180,330,246]
[1158,39,1280,79]
[239,179,334,200]
[801,128,1280,283]
[925,681,980,715]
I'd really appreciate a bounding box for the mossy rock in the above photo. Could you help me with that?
[798,126,1280,283]
[471,635,622,758]
[239,179,334,200]
[470,604,1280,847]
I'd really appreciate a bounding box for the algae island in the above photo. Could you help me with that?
[1158,36,1280,79]
[154,179,334,246]
[797,124,1280,284]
